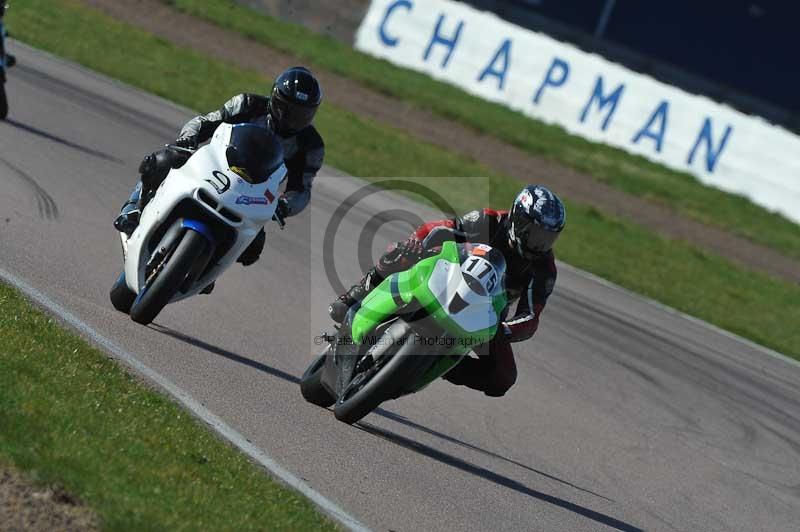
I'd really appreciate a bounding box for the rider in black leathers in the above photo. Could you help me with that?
[114,67,324,267]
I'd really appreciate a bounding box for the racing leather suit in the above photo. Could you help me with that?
[359,208,558,396]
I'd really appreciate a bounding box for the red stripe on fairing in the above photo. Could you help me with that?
[264,189,275,203]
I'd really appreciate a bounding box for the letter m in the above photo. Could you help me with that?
[579,76,625,131]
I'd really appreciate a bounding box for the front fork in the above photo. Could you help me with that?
[119,232,130,260]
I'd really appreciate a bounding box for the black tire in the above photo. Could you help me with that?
[130,229,207,325]
[333,333,434,425]
[300,350,336,407]
[0,82,7,120]
[109,272,136,314]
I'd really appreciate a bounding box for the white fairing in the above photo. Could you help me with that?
[122,123,286,301]
[428,259,499,333]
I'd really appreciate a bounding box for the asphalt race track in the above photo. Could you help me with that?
[2,45,799,531]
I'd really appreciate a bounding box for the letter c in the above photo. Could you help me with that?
[379,0,413,47]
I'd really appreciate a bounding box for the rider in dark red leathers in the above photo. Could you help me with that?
[330,185,566,397]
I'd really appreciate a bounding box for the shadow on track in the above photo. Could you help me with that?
[152,324,624,520]
[2,118,123,163]
[356,422,642,532]
[372,407,613,502]
[150,324,300,384]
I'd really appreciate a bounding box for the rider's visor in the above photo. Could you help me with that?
[271,93,318,134]
[515,219,560,259]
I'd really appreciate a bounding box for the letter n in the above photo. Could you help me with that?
[687,118,733,173]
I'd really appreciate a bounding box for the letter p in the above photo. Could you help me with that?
[533,58,570,104]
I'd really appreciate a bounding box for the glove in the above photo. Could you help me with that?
[5,54,15,68]
[173,136,198,150]
[396,237,425,261]
[275,196,290,219]
[378,237,426,273]
[499,322,513,340]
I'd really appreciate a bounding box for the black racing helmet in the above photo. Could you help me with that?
[508,185,566,260]
[269,67,322,135]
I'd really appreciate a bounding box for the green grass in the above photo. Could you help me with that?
[0,283,337,531]
[7,0,799,362]
[159,0,800,260]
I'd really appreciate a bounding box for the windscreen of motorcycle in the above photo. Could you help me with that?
[428,247,504,333]
[225,124,285,184]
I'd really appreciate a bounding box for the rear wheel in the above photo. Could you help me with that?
[300,350,335,407]
[333,324,434,425]
[109,272,136,314]
[130,229,207,325]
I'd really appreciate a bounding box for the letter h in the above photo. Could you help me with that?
[423,14,464,69]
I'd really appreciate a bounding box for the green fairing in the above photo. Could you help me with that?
[351,242,506,349]
[349,248,445,345]
[411,355,463,390]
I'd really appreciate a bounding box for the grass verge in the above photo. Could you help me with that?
[6,0,799,361]
[162,0,800,260]
[0,282,337,531]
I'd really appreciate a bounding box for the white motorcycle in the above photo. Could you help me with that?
[110,123,287,325]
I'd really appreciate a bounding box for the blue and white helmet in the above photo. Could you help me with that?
[508,185,566,259]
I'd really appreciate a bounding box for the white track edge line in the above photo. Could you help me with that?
[0,268,372,532]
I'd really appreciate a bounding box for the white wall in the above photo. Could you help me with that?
[355,0,800,224]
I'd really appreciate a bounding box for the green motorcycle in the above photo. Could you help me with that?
[301,241,508,424]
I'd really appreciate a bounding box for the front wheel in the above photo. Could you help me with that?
[300,350,335,407]
[109,272,136,314]
[333,328,433,425]
[129,229,207,325]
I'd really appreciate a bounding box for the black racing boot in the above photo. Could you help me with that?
[113,181,144,237]
[328,268,383,324]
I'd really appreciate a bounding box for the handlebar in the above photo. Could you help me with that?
[165,144,197,155]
